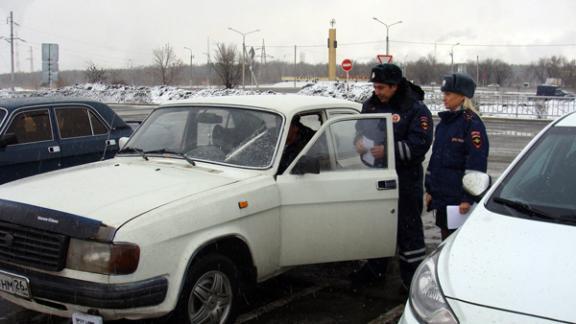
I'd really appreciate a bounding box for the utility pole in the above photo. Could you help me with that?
[372,17,402,56]
[228,27,260,90]
[28,46,33,72]
[9,12,15,90]
[184,47,194,88]
[6,12,25,91]
[261,39,267,65]
[476,55,480,85]
[206,37,211,87]
[258,39,267,83]
[450,42,460,73]
[293,45,297,88]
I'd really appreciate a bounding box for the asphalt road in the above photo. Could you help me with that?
[0,105,552,323]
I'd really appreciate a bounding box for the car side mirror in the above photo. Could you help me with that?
[118,137,129,150]
[0,134,17,148]
[462,171,491,201]
[291,155,320,175]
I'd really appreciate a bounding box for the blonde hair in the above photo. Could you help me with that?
[462,97,479,115]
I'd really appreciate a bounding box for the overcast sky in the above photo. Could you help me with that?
[0,0,575,74]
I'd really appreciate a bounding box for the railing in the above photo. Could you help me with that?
[424,92,576,119]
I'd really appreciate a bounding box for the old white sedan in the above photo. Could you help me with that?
[0,95,399,323]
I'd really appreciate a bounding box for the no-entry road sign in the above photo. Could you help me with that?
[341,59,353,72]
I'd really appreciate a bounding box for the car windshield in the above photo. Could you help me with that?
[487,126,576,224]
[121,106,283,169]
[0,109,5,126]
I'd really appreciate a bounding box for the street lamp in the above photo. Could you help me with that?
[228,27,260,89]
[450,42,460,73]
[372,18,402,56]
[184,47,194,88]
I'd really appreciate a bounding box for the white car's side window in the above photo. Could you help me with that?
[301,118,389,171]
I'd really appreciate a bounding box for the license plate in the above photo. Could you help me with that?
[72,312,103,324]
[0,270,30,298]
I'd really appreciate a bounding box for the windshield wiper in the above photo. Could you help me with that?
[143,149,196,166]
[119,148,195,165]
[119,147,148,160]
[493,197,555,221]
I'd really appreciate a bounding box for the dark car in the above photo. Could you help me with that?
[0,97,132,184]
[536,84,575,98]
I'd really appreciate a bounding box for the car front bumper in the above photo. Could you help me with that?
[0,261,168,310]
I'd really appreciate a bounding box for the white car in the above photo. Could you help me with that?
[401,111,576,323]
[0,95,401,323]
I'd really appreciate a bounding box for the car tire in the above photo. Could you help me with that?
[173,253,240,324]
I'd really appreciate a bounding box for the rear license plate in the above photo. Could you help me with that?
[0,270,30,298]
[72,312,104,324]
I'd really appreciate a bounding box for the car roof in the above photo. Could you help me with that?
[555,111,576,127]
[156,94,361,115]
[0,97,128,128]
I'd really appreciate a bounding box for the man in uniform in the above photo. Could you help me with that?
[352,63,433,288]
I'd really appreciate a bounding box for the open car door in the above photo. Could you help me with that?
[277,114,398,266]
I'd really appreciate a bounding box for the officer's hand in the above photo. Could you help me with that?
[355,140,367,154]
[370,145,385,159]
[425,193,432,207]
[459,202,471,214]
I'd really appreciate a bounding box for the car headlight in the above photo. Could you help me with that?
[409,246,458,324]
[66,239,140,275]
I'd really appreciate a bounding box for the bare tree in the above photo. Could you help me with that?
[85,62,107,83]
[153,43,183,85]
[213,43,240,88]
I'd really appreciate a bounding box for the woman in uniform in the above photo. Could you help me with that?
[425,73,489,240]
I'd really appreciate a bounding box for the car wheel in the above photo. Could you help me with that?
[174,254,239,324]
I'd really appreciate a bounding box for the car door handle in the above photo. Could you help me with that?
[48,146,61,153]
[377,180,397,190]
[106,139,117,146]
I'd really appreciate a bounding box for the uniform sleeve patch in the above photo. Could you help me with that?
[471,131,482,149]
[419,116,429,130]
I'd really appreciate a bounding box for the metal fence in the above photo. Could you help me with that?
[424,92,576,119]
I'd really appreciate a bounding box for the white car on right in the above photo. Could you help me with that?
[401,111,576,323]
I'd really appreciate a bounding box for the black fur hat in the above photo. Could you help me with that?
[441,73,476,98]
[369,64,403,84]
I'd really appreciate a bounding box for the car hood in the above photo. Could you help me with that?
[0,158,248,228]
[439,203,576,322]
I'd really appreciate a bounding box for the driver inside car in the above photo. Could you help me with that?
[278,116,316,174]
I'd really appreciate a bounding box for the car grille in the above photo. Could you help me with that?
[0,221,69,272]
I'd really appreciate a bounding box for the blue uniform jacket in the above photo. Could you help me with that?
[425,109,489,209]
[358,87,433,172]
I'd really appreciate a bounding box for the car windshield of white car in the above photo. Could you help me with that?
[121,106,283,168]
[487,126,576,224]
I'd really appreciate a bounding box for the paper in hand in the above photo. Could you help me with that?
[447,204,475,229]
[361,136,375,166]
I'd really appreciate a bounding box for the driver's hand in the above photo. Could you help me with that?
[370,145,385,159]
[459,202,471,214]
[355,140,367,154]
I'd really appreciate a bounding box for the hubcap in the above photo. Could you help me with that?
[188,270,233,324]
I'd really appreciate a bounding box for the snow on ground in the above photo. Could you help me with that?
[298,81,373,103]
[0,84,278,104]
[1,82,575,119]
